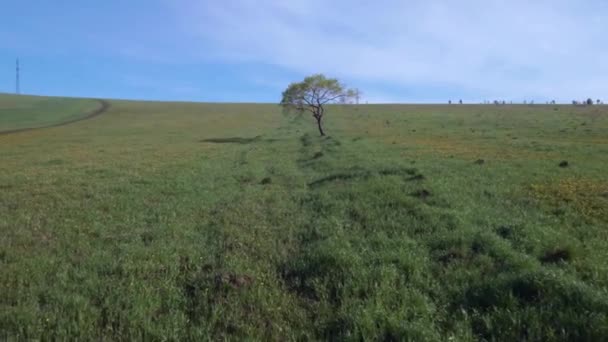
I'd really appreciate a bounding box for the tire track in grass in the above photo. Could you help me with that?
[0,99,110,135]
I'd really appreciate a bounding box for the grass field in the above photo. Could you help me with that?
[0,94,102,133]
[1,94,607,340]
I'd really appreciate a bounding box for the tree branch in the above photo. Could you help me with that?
[320,93,348,105]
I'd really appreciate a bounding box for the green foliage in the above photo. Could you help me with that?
[281,74,354,135]
[280,74,348,111]
[1,95,608,340]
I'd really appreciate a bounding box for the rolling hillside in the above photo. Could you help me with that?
[1,96,607,340]
[0,94,103,133]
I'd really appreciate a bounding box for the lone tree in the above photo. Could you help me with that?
[281,74,355,136]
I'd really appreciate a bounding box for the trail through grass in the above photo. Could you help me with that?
[1,97,607,340]
[0,94,101,132]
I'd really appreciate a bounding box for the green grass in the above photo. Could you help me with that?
[1,94,607,340]
[0,94,101,132]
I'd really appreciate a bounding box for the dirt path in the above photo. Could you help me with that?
[0,99,110,136]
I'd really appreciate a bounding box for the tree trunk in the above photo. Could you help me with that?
[316,116,325,136]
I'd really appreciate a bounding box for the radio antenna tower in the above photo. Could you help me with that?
[16,59,21,95]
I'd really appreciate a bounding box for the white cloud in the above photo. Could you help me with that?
[163,0,607,102]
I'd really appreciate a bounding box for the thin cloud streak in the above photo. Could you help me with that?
[167,0,607,102]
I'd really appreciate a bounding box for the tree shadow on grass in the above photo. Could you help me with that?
[200,136,261,144]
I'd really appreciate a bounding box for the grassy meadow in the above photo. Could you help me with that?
[1,94,607,340]
[0,94,101,133]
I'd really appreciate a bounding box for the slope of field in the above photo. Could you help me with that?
[0,94,102,133]
[1,98,607,340]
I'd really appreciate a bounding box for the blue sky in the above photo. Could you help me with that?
[1,0,606,103]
